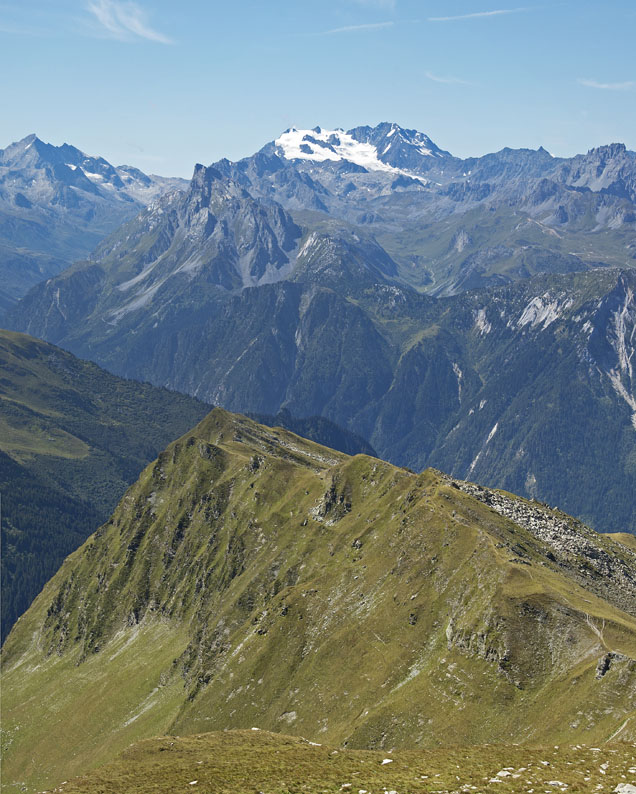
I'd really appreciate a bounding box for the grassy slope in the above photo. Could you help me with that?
[0,329,209,510]
[2,409,635,793]
[56,729,636,794]
[611,533,636,553]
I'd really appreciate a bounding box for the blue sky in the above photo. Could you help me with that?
[2,0,635,176]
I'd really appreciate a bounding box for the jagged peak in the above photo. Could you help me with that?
[585,142,628,158]
[190,162,251,199]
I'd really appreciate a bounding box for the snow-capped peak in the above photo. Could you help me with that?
[276,126,429,179]
[275,126,402,173]
[273,123,449,180]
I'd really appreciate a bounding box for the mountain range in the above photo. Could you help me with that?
[217,123,636,294]
[3,408,635,792]
[0,134,188,310]
[4,123,635,533]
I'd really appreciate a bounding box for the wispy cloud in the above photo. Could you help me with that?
[425,70,472,85]
[578,78,636,91]
[428,8,526,21]
[86,0,172,43]
[321,21,394,34]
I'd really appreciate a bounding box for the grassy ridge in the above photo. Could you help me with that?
[2,409,635,793]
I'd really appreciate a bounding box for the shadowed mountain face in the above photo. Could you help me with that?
[8,258,636,533]
[3,409,635,793]
[0,135,188,309]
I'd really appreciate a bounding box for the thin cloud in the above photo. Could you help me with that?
[578,78,636,91]
[425,71,472,85]
[321,21,394,34]
[87,0,172,43]
[428,8,526,21]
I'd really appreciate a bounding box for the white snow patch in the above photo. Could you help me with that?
[486,422,499,444]
[275,127,426,181]
[381,758,393,765]
[82,170,105,181]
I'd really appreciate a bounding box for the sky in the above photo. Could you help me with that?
[1,0,635,177]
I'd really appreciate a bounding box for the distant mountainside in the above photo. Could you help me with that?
[0,134,188,309]
[5,124,636,532]
[0,330,210,639]
[3,409,635,793]
[8,218,635,532]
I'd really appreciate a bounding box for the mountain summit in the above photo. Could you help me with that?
[272,123,451,177]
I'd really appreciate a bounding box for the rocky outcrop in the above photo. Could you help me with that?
[451,477,636,615]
